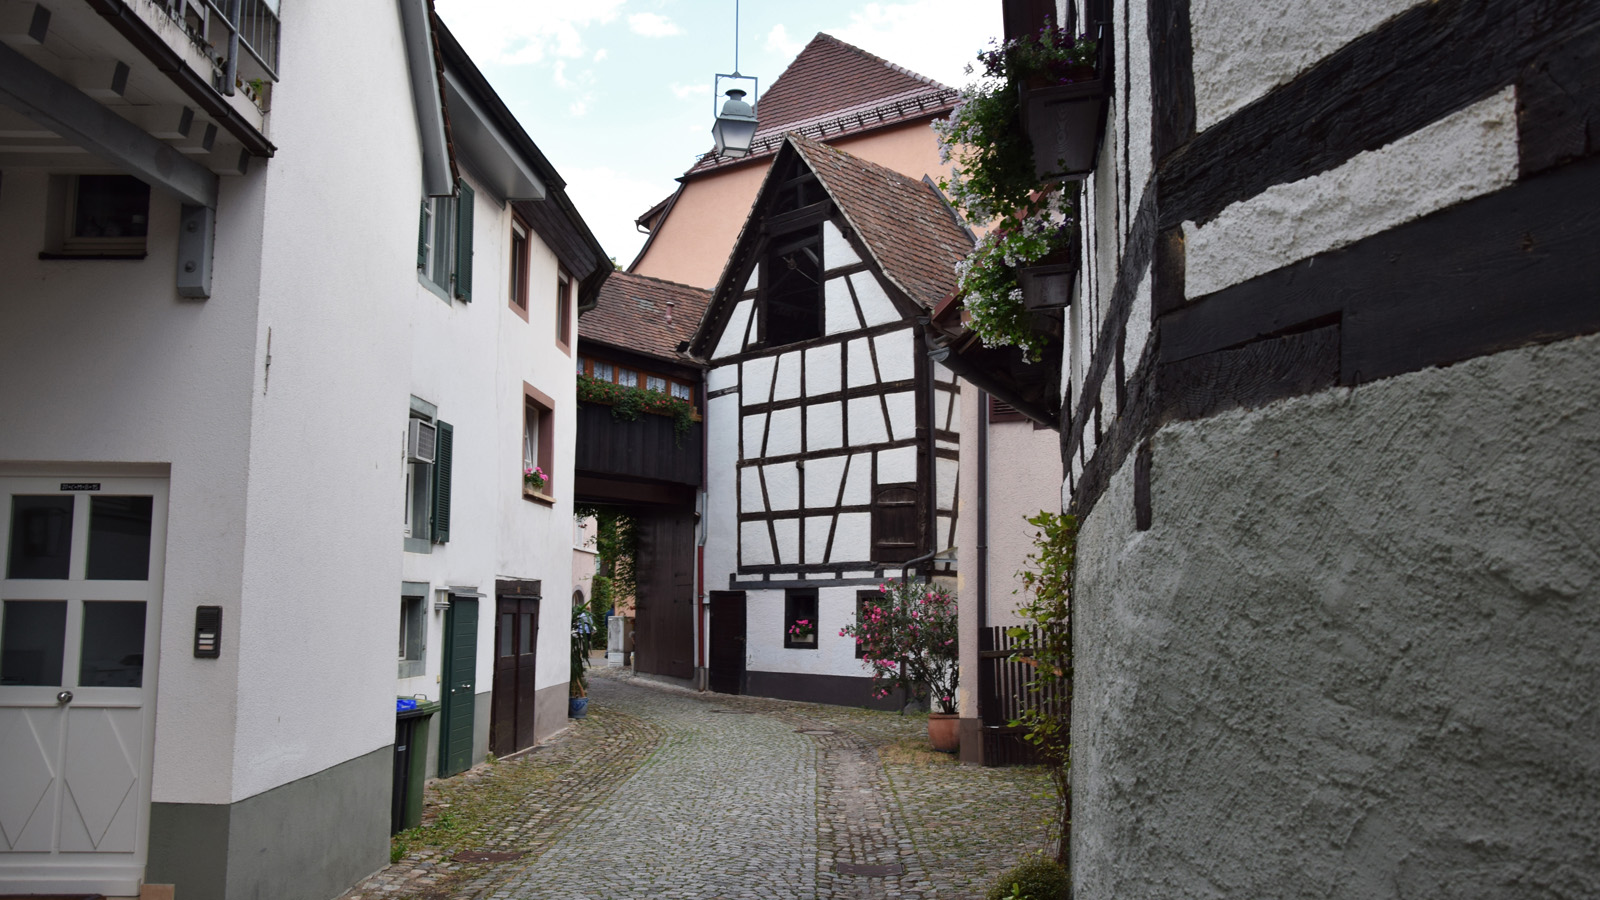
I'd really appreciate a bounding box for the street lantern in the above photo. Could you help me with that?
[710,0,758,159]
[712,87,757,158]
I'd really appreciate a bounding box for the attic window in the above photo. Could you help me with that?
[762,229,822,347]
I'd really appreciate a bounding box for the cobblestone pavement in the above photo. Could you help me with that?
[343,668,1054,900]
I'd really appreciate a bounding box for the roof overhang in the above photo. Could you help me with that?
[397,0,453,196]
[443,67,547,202]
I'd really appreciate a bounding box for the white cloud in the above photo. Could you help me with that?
[765,23,805,59]
[560,164,682,267]
[628,12,682,38]
[594,48,609,62]
[433,0,624,65]
[668,82,704,101]
[831,0,1003,88]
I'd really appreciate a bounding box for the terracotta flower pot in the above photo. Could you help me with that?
[927,712,960,753]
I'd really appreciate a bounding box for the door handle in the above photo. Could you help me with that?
[56,691,73,705]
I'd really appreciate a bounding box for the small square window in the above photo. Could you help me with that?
[671,382,692,402]
[593,361,614,382]
[47,174,150,257]
[399,594,426,678]
[784,588,818,650]
[419,195,455,291]
[616,369,639,388]
[646,375,667,393]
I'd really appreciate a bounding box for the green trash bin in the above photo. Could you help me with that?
[392,700,440,834]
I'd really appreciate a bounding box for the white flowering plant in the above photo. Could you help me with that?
[935,23,1093,359]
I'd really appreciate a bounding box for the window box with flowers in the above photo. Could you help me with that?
[1015,21,1111,182]
[577,374,701,445]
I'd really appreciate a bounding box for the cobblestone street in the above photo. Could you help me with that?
[344,669,1055,900]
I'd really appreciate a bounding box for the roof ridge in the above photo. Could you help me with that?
[812,32,952,92]
[610,269,712,295]
[785,131,933,195]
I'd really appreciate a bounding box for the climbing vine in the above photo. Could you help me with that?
[1008,510,1077,865]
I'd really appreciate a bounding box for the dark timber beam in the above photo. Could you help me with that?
[0,39,217,208]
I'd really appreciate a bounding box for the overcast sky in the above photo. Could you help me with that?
[432,0,1003,267]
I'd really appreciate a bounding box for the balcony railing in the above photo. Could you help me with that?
[160,0,280,99]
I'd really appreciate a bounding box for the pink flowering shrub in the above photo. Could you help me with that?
[839,579,959,713]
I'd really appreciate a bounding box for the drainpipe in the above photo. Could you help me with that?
[978,390,989,630]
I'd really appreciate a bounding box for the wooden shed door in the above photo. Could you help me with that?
[707,591,746,695]
[490,586,539,758]
[633,511,695,680]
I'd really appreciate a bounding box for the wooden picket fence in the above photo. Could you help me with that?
[977,624,1069,766]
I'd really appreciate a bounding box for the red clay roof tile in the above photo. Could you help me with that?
[580,271,712,363]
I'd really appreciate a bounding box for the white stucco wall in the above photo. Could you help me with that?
[1190,0,1424,130]
[1072,333,1600,897]
[1184,87,1519,299]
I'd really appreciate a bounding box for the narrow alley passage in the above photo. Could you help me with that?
[346,671,1054,900]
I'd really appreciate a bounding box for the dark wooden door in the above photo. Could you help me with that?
[634,510,696,679]
[439,597,478,777]
[490,584,540,758]
[708,591,746,695]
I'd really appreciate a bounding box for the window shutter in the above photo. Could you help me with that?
[453,180,474,301]
[417,199,428,269]
[431,420,453,542]
[989,394,1028,423]
[871,483,919,563]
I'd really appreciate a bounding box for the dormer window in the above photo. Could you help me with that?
[761,228,822,347]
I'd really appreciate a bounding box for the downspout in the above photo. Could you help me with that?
[696,370,709,689]
[976,388,991,744]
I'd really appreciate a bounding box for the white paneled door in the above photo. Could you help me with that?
[0,477,167,896]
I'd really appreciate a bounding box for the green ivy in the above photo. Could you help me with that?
[1008,510,1078,865]
[577,374,699,445]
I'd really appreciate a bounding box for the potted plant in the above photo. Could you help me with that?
[840,579,961,751]
[787,618,816,644]
[569,605,591,718]
[524,465,547,493]
[1011,21,1109,181]
[936,30,1089,359]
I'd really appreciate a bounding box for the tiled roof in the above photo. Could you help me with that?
[788,133,973,309]
[580,271,711,363]
[687,33,957,176]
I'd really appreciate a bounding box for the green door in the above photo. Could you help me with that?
[438,598,478,777]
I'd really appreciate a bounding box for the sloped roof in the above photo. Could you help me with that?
[580,271,711,363]
[688,134,974,357]
[687,33,957,176]
[788,133,972,309]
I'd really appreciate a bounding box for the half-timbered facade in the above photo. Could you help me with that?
[991,0,1600,893]
[688,134,972,707]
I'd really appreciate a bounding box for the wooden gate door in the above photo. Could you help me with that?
[633,511,695,680]
[707,591,746,695]
[489,582,539,758]
[438,597,477,777]
[0,476,167,896]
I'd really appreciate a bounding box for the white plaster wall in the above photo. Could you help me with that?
[847,396,889,445]
[743,586,877,678]
[877,446,917,482]
[953,381,1066,719]
[744,356,775,403]
[851,273,900,326]
[803,456,847,508]
[767,407,802,457]
[822,220,860,269]
[1073,333,1600,897]
[1190,0,1423,130]
[834,513,871,563]
[872,329,915,383]
[807,401,843,451]
[1185,88,1519,298]
[846,338,876,387]
[713,299,752,359]
[0,168,264,805]
[1124,0,1154,220]
[824,275,861,335]
[883,392,917,442]
[805,343,841,395]
[704,392,741,592]
[772,351,802,402]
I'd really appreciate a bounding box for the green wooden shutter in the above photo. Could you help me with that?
[417,199,428,269]
[453,180,474,301]
[431,420,453,542]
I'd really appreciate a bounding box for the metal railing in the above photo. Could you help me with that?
[160,0,281,94]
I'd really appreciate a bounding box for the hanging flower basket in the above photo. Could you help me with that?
[1020,63,1110,182]
[1016,236,1081,311]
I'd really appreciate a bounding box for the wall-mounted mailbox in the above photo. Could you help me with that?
[195,605,222,658]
